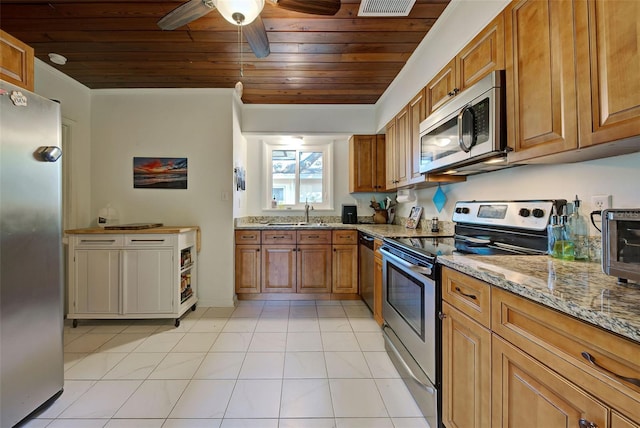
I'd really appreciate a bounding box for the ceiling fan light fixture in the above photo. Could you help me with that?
[215,0,265,25]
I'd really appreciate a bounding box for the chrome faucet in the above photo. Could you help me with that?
[304,199,313,223]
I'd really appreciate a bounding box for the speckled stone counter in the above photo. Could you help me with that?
[438,254,640,343]
[235,222,453,239]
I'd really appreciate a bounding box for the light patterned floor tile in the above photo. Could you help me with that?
[280,379,334,418]
[329,379,388,418]
[64,352,128,380]
[284,352,327,379]
[238,352,284,379]
[169,380,235,419]
[193,352,244,379]
[148,353,205,379]
[115,379,189,418]
[102,352,166,380]
[59,380,141,419]
[224,379,282,418]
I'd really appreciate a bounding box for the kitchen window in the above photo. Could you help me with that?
[264,141,333,210]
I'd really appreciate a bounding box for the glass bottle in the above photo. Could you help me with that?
[554,206,575,261]
[568,196,589,260]
[547,206,561,257]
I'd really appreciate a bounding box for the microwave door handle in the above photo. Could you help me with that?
[458,104,475,153]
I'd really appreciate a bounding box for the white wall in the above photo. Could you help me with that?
[90,89,236,307]
[393,152,640,236]
[376,0,510,131]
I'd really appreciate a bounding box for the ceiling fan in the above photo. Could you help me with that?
[158,0,341,58]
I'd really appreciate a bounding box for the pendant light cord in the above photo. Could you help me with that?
[238,24,244,79]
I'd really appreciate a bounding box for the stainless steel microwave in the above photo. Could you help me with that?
[602,208,640,284]
[419,70,507,175]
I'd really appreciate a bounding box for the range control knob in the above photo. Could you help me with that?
[455,207,469,214]
[519,208,531,217]
[532,208,545,218]
[455,207,462,214]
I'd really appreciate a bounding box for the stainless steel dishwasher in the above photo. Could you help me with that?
[358,232,375,311]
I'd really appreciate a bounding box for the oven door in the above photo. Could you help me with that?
[380,247,436,384]
[380,247,439,428]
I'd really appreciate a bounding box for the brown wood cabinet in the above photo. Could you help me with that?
[332,230,358,294]
[442,266,640,427]
[234,230,261,294]
[261,245,297,293]
[492,286,640,425]
[297,244,331,293]
[576,0,640,148]
[349,135,386,192]
[441,267,492,428]
[385,109,410,190]
[504,0,579,162]
[0,30,34,91]
[426,14,504,117]
[492,335,608,428]
[505,0,640,163]
[236,229,358,298]
[373,238,383,326]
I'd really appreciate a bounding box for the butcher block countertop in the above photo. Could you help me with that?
[438,254,640,343]
[65,225,199,234]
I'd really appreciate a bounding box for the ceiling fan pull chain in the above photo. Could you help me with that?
[238,24,244,78]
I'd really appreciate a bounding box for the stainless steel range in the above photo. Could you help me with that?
[380,200,566,428]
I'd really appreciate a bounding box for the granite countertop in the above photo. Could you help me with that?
[235,223,451,240]
[438,254,640,343]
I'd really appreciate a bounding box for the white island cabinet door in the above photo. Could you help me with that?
[74,249,120,314]
[122,249,174,314]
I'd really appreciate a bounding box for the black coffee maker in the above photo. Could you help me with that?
[342,205,358,224]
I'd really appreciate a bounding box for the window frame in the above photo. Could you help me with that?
[263,141,333,211]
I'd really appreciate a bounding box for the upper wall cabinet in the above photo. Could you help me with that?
[426,14,505,116]
[349,134,386,193]
[385,109,410,190]
[576,0,640,148]
[506,0,640,163]
[504,0,579,162]
[0,30,34,91]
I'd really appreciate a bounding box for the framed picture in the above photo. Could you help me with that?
[133,157,187,189]
[406,206,423,229]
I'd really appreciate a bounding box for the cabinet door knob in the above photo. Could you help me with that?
[578,419,598,428]
[438,311,447,320]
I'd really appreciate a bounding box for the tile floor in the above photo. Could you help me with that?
[23,300,429,428]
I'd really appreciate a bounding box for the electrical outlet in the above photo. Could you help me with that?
[591,194,611,211]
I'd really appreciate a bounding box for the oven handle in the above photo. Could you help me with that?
[379,247,432,276]
[382,323,436,394]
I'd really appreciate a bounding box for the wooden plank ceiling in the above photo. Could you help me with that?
[0,0,450,104]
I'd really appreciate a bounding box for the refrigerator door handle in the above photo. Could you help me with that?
[35,146,62,162]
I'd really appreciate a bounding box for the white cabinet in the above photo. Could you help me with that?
[67,228,198,327]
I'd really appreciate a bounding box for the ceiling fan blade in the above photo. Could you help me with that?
[271,0,340,15]
[158,0,215,30]
[244,15,270,58]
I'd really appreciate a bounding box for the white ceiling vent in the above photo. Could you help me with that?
[357,0,417,17]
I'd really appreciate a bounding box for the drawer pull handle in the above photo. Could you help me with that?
[80,239,116,244]
[454,286,477,300]
[241,235,256,240]
[579,419,598,428]
[131,239,165,242]
[581,352,640,387]
[307,235,320,239]
[273,235,287,239]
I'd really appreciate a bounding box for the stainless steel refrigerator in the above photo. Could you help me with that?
[1,80,64,427]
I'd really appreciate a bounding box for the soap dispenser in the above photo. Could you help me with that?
[556,206,575,261]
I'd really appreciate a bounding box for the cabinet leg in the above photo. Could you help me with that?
[174,318,181,328]
[72,319,78,328]
[191,304,197,311]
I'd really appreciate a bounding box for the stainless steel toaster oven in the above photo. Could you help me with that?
[602,208,640,284]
